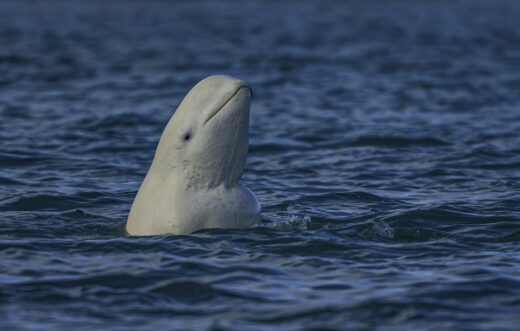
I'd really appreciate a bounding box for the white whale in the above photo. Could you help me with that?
[126,75,261,236]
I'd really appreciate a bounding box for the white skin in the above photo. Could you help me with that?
[126,75,261,236]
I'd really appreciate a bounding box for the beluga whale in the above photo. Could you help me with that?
[126,75,261,236]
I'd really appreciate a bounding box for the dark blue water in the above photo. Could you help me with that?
[1,0,520,329]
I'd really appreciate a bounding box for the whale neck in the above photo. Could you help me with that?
[178,157,245,191]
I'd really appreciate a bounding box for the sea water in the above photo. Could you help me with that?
[1,0,519,329]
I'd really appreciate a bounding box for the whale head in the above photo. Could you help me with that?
[151,75,252,189]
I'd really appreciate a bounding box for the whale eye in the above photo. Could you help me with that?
[183,132,191,141]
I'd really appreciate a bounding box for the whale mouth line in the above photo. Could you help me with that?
[203,84,251,125]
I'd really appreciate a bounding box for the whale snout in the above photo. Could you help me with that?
[203,79,252,125]
[234,81,252,96]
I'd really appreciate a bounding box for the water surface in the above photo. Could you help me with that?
[1,0,520,330]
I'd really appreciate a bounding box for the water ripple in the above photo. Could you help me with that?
[1,0,520,329]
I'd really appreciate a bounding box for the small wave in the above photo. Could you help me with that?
[351,135,449,148]
[476,161,520,170]
[82,112,163,131]
[249,140,311,153]
[0,175,25,185]
[501,230,520,242]
[0,151,51,167]
[380,207,519,242]
[299,191,393,203]
[0,192,125,212]
[0,54,35,65]
[146,280,216,301]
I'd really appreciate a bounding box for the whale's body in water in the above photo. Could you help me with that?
[126,75,261,236]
